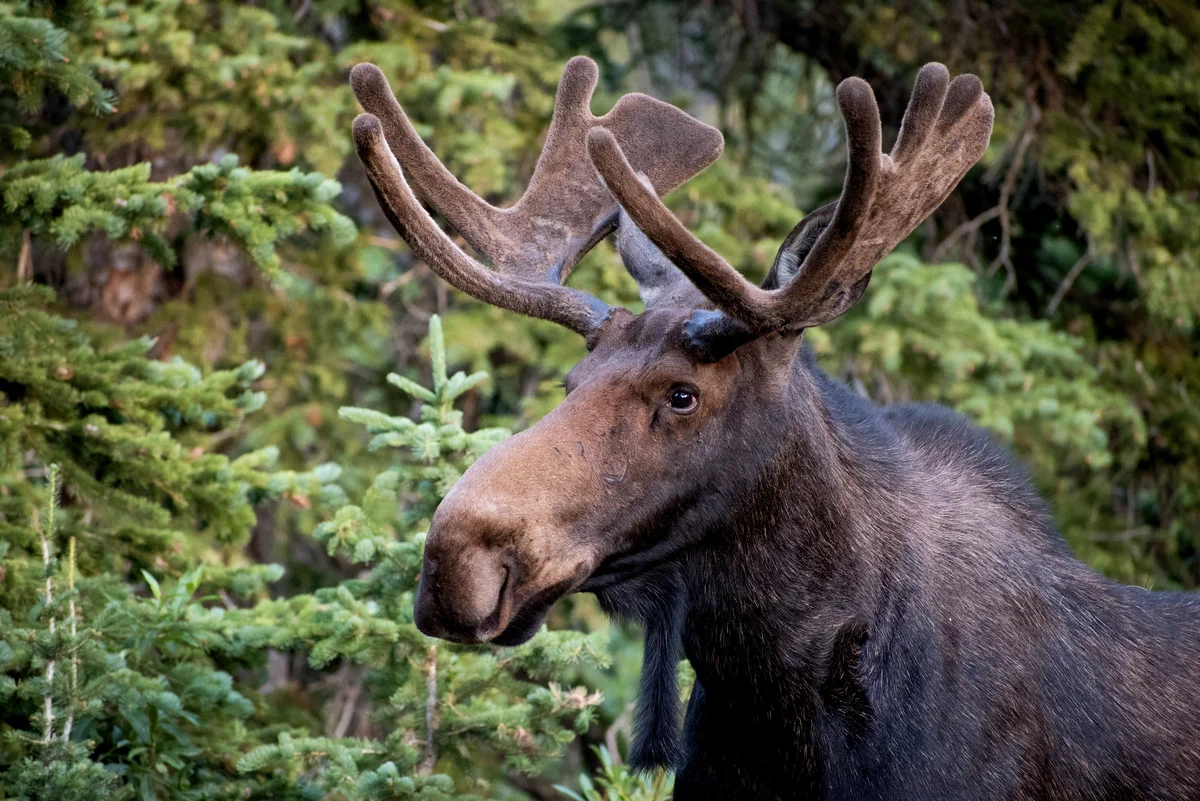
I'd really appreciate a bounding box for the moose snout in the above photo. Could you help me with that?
[413,404,603,644]
[414,497,527,643]
[413,538,514,643]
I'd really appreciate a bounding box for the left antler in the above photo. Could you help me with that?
[587,63,994,344]
[351,57,723,336]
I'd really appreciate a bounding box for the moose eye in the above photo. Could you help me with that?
[667,386,699,414]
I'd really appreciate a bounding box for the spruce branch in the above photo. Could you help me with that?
[1,154,355,274]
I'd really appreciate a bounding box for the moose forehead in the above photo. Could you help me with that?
[566,306,712,390]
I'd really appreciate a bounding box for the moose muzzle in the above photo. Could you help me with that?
[412,398,613,645]
[413,534,513,643]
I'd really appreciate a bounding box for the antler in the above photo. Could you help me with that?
[351,57,724,336]
[587,63,994,348]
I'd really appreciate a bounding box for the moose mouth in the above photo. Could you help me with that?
[488,572,588,647]
[491,595,556,646]
[439,543,687,646]
[491,562,635,645]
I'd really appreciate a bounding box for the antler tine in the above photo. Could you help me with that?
[350,62,500,254]
[769,78,883,323]
[352,114,608,335]
[587,78,883,334]
[587,127,760,322]
[352,57,723,283]
[890,63,951,165]
[351,56,723,334]
[590,62,993,354]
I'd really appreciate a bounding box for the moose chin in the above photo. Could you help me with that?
[349,55,1200,801]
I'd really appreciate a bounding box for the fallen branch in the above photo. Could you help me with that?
[932,206,1000,264]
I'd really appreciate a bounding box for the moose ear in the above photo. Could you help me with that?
[761,201,872,325]
[616,173,690,308]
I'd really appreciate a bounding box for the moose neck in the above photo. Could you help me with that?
[597,346,917,771]
[678,350,906,698]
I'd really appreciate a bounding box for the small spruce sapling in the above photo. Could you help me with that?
[0,465,122,800]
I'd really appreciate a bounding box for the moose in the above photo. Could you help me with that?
[349,57,1200,800]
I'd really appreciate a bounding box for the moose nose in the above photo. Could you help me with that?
[413,421,562,643]
[413,538,514,643]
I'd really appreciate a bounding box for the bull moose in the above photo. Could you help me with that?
[349,56,1200,800]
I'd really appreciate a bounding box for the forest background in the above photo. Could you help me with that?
[2,0,1198,799]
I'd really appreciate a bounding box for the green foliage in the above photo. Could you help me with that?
[0,295,340,799]
[1,153,354,273]
[231,316,609,798]
[0,467,124,801]
[0,284,325,573]
[818,255,1145,474]
[337,317,507,526]
[0,1,116,151]
[1,312,608,799]
[556,747,673,801]
[1054,0,1200,329]
[0,460,267,800]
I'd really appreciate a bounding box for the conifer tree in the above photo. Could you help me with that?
[0,285,340,799]
[1,311,611,798]
[0,467,122,801]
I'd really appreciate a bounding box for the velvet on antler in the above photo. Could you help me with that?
[587,63,994,357]
[351,57,724,336]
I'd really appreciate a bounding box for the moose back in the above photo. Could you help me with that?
[349,56,1200,799]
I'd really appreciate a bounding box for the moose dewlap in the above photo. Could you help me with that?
[350,56,1200,800]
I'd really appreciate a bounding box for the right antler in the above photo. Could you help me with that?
[587,63,994,345]
[351,57,723,336]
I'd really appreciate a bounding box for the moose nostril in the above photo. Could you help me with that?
[473,565,512,642]
[413,595,446,638]
[413,542,515,643]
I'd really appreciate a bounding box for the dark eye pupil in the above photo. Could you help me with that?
[670,389,695,409]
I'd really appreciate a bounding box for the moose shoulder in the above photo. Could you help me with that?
[349,57,1200,800]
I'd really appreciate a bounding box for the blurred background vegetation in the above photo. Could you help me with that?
[1,0,1197,798]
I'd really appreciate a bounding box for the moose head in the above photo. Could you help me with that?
[350,58,993,648]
